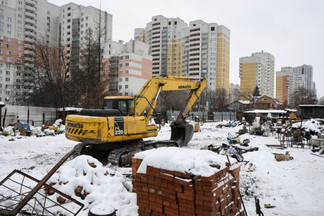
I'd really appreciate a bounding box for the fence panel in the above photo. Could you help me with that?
[0,105,57,127]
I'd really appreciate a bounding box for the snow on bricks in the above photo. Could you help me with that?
[132,147,245,216]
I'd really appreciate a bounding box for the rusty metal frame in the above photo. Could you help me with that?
[0,149,84,215]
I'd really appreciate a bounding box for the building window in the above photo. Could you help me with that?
[7,17,12,22]
[119,56,123,60]
[6,77,10,82]
[125,78,128,81]
[125,70,129,74]
[6,57,11,62]
[125,85,128,89]
[125,55,129,59]
[119,64,123,67]
[125,63,129,67]
[118,78,122,82]
[6,71,10,75]
[6,44,11,48]
[7,37,11,42]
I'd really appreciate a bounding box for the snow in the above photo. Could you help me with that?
[135,147,230,177]
[1,121,324,216]
[244,109,287,114]
[292,119,323,133]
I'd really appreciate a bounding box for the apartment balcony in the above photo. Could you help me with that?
[25,17,35,25]
[25,10,36,19]
[25,4,36,13]
[25,27,36,35]
[25,0,36,6]
[24,62,34,68]
[24,57,35,63]
[24,43,35,50]
[24,50,35,56]
[24,36,35,43]
[189,59,200,65]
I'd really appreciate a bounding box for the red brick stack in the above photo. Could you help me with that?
[132,158,245,216]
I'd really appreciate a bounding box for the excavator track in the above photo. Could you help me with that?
[73,140,178,167]
[107,140,178,166]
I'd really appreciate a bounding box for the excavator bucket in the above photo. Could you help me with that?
[170,121,194,147]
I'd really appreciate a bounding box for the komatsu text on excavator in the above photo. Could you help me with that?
[65,76,206,166]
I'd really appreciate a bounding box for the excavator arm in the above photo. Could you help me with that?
[129,76,206,122]
[128,76,206,146]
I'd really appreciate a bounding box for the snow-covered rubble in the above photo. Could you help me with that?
[292,118,323,134]
[48,155,138,216]
[0,120,324,216]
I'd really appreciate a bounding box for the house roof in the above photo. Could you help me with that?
[256,95,282,104]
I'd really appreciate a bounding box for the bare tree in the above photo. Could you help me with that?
[291,87,317,107]
[214,88,229,111]
[14,39,78,108]
[77,27,109,109]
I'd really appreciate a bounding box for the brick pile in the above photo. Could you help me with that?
[132,158,245,216]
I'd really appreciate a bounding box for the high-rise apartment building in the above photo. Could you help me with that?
[105,39,152,96]
[59,3,112,72]
[239,51,275,98]
[0,0,112,104]
[276,64,316,105]
[0,0,60,104]
[135,15,230,92]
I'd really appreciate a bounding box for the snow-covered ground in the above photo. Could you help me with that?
[0,122,323,216]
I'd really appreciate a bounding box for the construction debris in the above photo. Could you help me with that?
[274,151,293,162]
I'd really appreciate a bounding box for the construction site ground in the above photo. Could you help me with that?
[0,122,323,216]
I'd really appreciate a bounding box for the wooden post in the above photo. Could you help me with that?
[3,108,7,127]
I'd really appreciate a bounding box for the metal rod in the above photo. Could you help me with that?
[10,149,75,215]
[226,155,248,216]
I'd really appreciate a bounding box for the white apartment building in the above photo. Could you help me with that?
[0,0,60,104]
[105,40,152,96]
[135,15,230,92]
[0,0,113,104]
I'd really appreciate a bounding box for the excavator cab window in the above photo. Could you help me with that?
[103,99,133,116]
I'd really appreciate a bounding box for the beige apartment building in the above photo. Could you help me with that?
[239,51,275,98]
[135,15,230,92]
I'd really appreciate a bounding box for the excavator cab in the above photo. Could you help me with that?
[103,96,134,116]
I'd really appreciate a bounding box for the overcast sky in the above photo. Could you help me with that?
[49,0,324,98]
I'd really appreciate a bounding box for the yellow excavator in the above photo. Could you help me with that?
[65,76,206,166]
